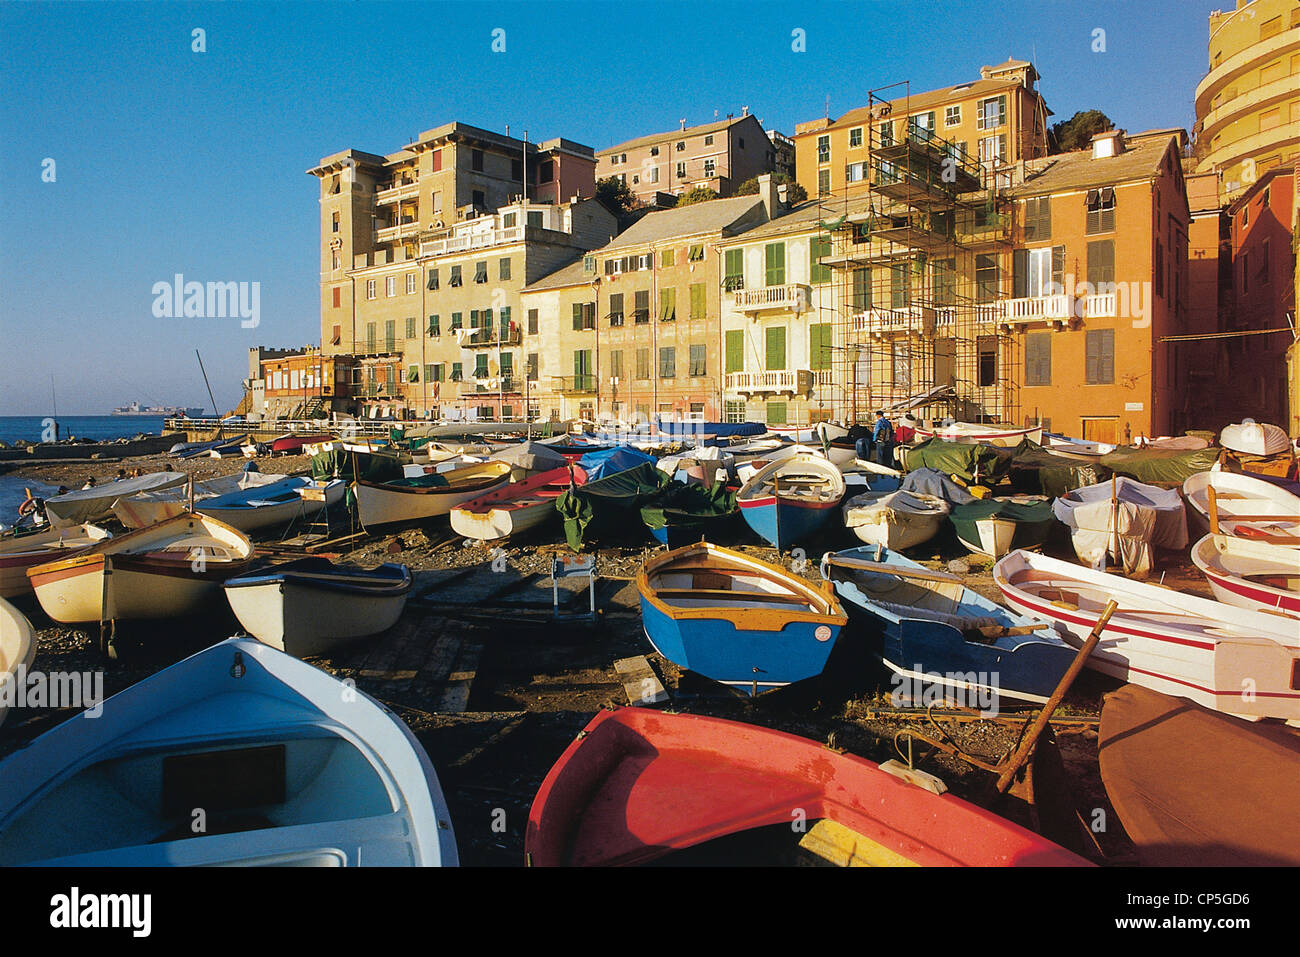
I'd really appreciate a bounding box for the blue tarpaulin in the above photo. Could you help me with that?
[577,446,657,481]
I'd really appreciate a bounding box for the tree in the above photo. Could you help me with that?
[674,185,720,207]
[735,173,808,204]
[594,176,636,216]
[1050,110,1114,154]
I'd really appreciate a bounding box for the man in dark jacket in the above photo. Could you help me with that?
[872,411,895,468]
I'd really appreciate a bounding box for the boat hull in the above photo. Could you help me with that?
[225,573,410,657]
[0,599,37,728]
[0,525,111,598]
[738,497,838,550]
[355,465,512,528]
[1191,534,1300,618]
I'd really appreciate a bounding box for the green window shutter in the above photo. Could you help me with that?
[765,243,785,286]
[765,326,786,371]
[1087,240,1115,287]
[810,323,832,371]
[470,309,480,329]
[724,248,743,289]
[689,344,706,376]
[475,354,488,376]
[660,287,675,321]
[852,268,872,310]
[408,364,419,383]
[500,306,511,336]
[406,316,416,339]
[427,314,439,336]
[451,312,462,329]
[1012,249,1028,299]
[572,302,583,330]
[1051,246,1066,291]
[725,330,744,373]
[810,236,831,284]
[690,283,706,320]
[659,347,675,378]
[424,363,434,383]
[500,352,513,375]
[499,258,511,281]
[452,361,462,380]
[766,401,787,426]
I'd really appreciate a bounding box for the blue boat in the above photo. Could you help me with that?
[640,481,738,548]
[819,545,1076,705]
[736,452,845,550]
[636,542,847,696]
[0,637,458,866]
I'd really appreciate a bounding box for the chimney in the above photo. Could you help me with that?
[742,105,749,117]
[756,173,780,220]
[1091,128,1125,159]
[680,118,687,131]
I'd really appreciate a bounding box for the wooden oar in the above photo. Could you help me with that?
[824,553,962,584]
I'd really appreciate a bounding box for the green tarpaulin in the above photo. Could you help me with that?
[1099,446,1219,486]
[902,437,1013,485]
[555,462,671,551]
[640,481,738,544]
[949,496,1055,552]
[1008,440,1114,497]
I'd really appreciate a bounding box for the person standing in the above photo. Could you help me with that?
[872,411,895,468]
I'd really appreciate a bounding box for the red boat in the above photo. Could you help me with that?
[270,433,337,455]
[525,709,1090,866]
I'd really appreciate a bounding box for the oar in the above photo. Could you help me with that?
[823,553,962,584]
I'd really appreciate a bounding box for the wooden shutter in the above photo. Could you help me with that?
[810,323,832,370]
[572,303,583,330]
[1012,249,1028,299]
[765,243,785,286]
[1025,332,1051,386]
[765,326,786,370]
[725,330,744,373]
[1052,246,1066,291]
[1087,240,1115,286]
[690,283,706,319]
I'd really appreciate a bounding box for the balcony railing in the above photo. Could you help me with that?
[1083,292,1117,318]
[724,370,827,395]
[464,375,521,394]
[1001,294,1072,324]
[374,181,419,205]
[733,283,809,313]
[553,375,596,394]
[419,225,526,258]
[460,324,523,348]
[376,219,420,243]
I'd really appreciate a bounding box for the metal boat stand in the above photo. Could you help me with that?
[892,600,1119,858]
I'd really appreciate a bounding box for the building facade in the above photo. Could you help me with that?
[1193,0,1300,202]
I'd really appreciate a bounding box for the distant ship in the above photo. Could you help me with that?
[111,401,205,417]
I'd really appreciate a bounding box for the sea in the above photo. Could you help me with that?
[0,415,169,529]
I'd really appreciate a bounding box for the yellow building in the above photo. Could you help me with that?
[1194,0,1300,201]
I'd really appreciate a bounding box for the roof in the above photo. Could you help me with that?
[1007,135,1178,198]
[715,198,863,243]
[599,113,764,156]
[520,255,593,294]
[800,76,1041,139]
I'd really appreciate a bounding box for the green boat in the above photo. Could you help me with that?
[640,481,739,548]
[554,463,671,551]
[949,496,1054,559]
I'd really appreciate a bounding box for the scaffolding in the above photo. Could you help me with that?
[817,81,1022,428]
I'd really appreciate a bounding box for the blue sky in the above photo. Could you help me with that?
[0,0,1221,415]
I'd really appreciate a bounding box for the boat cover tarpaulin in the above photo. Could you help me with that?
[1052,477,1188,576]
[639,480,737,535]
[492,440,570,475]
[577,446,657,481]
[901,438,1012,484]
[44,471,189,528]
[311,449,406,484]
[899,468,977,506]
[1008,441,1114,497]
[652,421,766,438]
[950,497,1055,549]
[555,463,671,551]
[1099,446,1219,486]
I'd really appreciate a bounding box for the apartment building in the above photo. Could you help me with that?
[794,58,1051,201]
[521,187,781,423]
[1193,0,1300,202]
[245,346,346,421]
[596,112,775,204]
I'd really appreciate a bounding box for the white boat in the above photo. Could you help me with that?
[736,452,845,550]
[842,489,949,550]
[764,422,850,444]
[1183,469,1300,543]
[0,524,112,598]
[450,466,585,542]
[27,513,254,629]
[354,461,512,529]
[0,637,458,866]
[993,549,1300,720]
[224,559,414,657]
[913,422,1043,447]
[1190,534,1300,619]
[1220,420,1292,457]
[43,472,188,528]
[1052,477,1187,576]
[1041,432,1115,457]
[0,598,36,728]
[734,443,825,485]
[490,440,571,480]
[111,472,287,530]
[196,477,346,533]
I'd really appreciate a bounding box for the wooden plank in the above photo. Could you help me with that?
[614,655,668,706]
[433,639,484,713]
[798,818,920,867]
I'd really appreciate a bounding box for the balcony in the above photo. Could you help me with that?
[419,225,526,258]
[850,306,942,337]
[1083,292,1117,318]
[457,324,523,348]
[725,370,821,396]
[374,180,419,205]
[554,375,597,395]
[733,283,810,313]
[464,375,521,394]
[376,219,420,244]
[1000,294,1072,326]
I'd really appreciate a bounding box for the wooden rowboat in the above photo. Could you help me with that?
[993,549,1300,720]
[0,637,458,866]
[354,461,512,529]
[0,598,37,728]
[196,477,346,533]
[736,452,845,549]
[950,496,1054,559]
[0,524,112,598]
[43,471,188,528]
[450,466,586,542]
[637,542,846,695]
[842,489,949,550]
[1190,533,1300,618]
[913,422,1042,447]
[1099,684,1300,866]
[1183,469,1300,543]
[525,708,1090,866]
[27,513,254,628]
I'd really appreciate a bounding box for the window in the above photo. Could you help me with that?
[499,258,511,281]
[649,146,659,157]
[765,326,786,371]
[975,254,1000,302]
[890,262,910,309]
[878,121,894,147]
[474,261,488,284]
[331,323,341,346]
[892,340,911,390]
[849,267,871,311]
[1023,196,1051,240]
[604,257,623,276]
[431,149,442,172]
[449,265,462,287]
[366,279,376,300]
[406,316,416,339]
[511,159,523,181]
[688,244,704,262]
[848,127,863,148]
[527,353,538,381]
[725,329,744,373]
[944,104,961,127]
[572,302,596,330]
[406,273,416,295]
[474,353,489,378]
[703,158,716,177]
[977,95,1007,130]
[662,248,676,268]
[689,282,706,320]
[408,364,420,384]
[810,236,831,284]
[818,169,831,196]
[932,259,955,306]
[638,254,651,270]
[384,320,396,353]
[845,161,867,183]
[426,363,440,384]
[909,112,936,141]
[634,290,650,323]
[365,322,376,353]
[1013,245,1065,299]
[764,243,785,286]
[471,149,484,172]
[676,162,686,178]
[1087,240,1115,290]
[676,141,686,152]
[977,336,997,387]
[810,323,832,371]
[817,134,830,163]
[1025,332,1051,386]
[427,268,439,291]
[1085,329,1115,384]
[609,292,625,326]
[610,350,623,380]
[704,134,714,146]
[724,248,744,291]
[431,191,441,213]
[636,348,651,379]
[526,308,538,335]
[527,210,543,228]
[724,400,745,424]
[450,312,463,330]
[766,401,787,426]
[689,344,707,377]
[499,352,513,377]
[332,212,339,233]
[660,347,676,378]
[1085,188,1116,234]
[660,287,676,321]
[503,212,517,229]
[538,160,554,182]
[332,251,340,270]
[385,276,396,297]
[646,166,659,184]
[472,189,485,208]
[451,362,463,382]
[332,287,342,308]
[979,134,1007,167]
[427,314,440,336]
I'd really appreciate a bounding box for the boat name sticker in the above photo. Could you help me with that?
[815,625,832,642]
